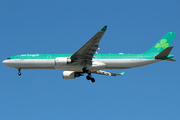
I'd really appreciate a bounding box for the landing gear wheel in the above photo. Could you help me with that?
[91,78,95,83]
[83,67,96,83]
[86,75,90,80]
[18,72,21,76]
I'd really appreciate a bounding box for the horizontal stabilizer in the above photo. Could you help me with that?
[155,46,173,59]
[165,58,176,61]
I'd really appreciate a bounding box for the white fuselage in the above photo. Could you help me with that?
[2,58,160,72]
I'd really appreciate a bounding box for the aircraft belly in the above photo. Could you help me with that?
[99,59,159,69]
[55,65,83,71]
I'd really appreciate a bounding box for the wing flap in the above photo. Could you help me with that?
[93,70,125,76]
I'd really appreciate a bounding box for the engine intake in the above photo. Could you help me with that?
[63,71,82,79]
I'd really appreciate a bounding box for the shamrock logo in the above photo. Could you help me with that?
[155,39,169,50]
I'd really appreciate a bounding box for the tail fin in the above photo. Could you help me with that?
[143,32,176,54]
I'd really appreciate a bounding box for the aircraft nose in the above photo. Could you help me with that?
[2,60,7,65]
[2,60,10,66]
[2,59,18,68]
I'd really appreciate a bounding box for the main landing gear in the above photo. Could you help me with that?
[82,67,95,83]
[18,69,21,76]
[86,74,95,83]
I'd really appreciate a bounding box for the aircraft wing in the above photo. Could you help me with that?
[93,70,125,76]
[70,26,107,65]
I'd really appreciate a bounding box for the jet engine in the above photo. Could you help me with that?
[63,71,83,79]
[55,57,71,65]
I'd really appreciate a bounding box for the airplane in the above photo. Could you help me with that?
[2,26,176,83]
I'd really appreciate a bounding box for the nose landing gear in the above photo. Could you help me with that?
[18,69,21,76]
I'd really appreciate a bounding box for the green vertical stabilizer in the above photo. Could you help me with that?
[143,32,176,54]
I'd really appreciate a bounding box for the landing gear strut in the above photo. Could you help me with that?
[82,67,89,73]
[83,67,95,83]
[18,69,21,76]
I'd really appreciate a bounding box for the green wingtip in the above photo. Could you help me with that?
[120,72,125,75]
[101,25,107,31]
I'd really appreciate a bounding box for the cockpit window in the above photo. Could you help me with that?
[7,58,11,59]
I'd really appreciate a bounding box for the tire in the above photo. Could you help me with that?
[91,78,95,83]
[86,75,90,80]
[18,72,21,76]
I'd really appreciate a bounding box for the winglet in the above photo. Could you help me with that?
[101,25,107,31]
[120,72,125,76]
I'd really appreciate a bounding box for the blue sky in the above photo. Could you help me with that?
[0,0,180,120]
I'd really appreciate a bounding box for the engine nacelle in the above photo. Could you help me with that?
[55,57,71,66]
[63,71,82,79]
